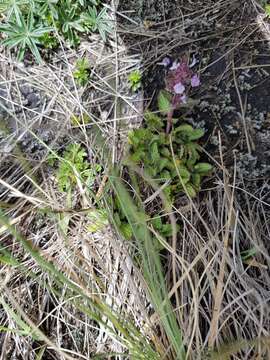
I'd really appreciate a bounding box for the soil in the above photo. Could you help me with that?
[118,0,270,198]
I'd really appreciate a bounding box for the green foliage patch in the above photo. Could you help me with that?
[126,112,211,201]
[48,143,101,192]
[114,90,212,240]
[73,57,91,86]
[128,69,142,92]
[0,0,112,62]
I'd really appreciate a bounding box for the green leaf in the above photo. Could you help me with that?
[128,70,142,92]
[158,157,170,172]
[129,149,145,163]
[145,111,163,130]
[0,10,53,63]
[160,147,171,158]
[147,166,158,177]
[158,90,172,114]
[150,141,160,164]
[151,217,162,230]
[87,209,108,233]
[194,162,212,174]
[163,185,172,202]
[128,128,149,147]
[36,346,46,360]
[0,254,19,266]
[178,166,190,184]
[82,6,112,42]
[174,124,194,134]
[120,222,133,240]
[188,128,204,141]
[266,4,270,17]
[185,183,197,198]
[192,173,201,190]
[160,170,171,181]
[160,223,180,237]
[73,58,91,86]
[240,247,257,261]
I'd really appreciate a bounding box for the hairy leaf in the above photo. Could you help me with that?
[158,90,172,114]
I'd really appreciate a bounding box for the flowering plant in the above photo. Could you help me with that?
[159,57,200,133]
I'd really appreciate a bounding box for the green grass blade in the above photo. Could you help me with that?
[109,169,185,359]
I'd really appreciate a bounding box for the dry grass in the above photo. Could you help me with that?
[1,0,270,359]
[0,15,151,358]
[170,173,270,358]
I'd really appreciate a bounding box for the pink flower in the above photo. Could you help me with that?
[191,74,200,87]
[172,94,187,107]
[166,60,192,92]
[159,57,171,67]
[170,61,180,70]
[165,58,201,107]
[173,82,185,94]
[180,94,187,104]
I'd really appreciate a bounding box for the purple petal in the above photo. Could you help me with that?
[173,82,185,94]
[191,74,200,87]
[160,57,171,67]
[180,94,187,104]
[170,61,180,71]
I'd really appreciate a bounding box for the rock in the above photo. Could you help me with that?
[26,92,40,108]
[20,85,32,97]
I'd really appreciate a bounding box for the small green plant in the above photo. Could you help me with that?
[82,6,112,42]
[0,10,53,62]
[0,0,112,62]
[49,143,101,192]
[128,69,142,92]
[265,4,270,17]
[73,58,91,86]
[70,113,91,125]
[126,109,212,200]
[114,89,212,240]
[56,0,85,46]
[0,0,29,21]
[87,208,108,233]
[39,32,58,49]
[110,172,185,359]
[150,215,180,239]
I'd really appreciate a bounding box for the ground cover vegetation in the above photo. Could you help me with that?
[0,0,111,62]
[1,0,270,359]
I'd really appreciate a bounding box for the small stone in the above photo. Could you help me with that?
[20,85,32,97]
[26,92,40,108]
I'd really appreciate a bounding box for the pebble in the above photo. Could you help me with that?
[20,85,32,97]
[26,92,40,108]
